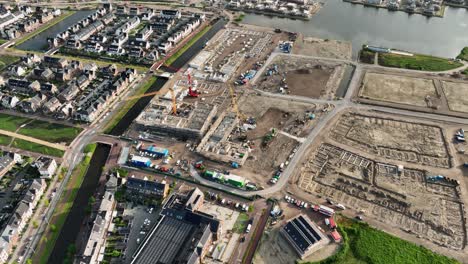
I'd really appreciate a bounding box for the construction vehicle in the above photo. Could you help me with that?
[262,128,277,146]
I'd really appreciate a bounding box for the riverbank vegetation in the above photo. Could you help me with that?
[11,139,64,157]
[235,13,245,22]
[0,55,19,71]
[359,49,376,64]
[378,52,463,71]
[103,76,157,134]
[457,47,468,61]
[165,25,212,66]
[309,216,458,264]
[33,143,97,264]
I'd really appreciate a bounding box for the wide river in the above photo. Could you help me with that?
[243,0,468,58]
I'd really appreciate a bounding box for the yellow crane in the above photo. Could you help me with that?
[228,84,246,121]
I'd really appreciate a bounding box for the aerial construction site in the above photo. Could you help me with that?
[7,2,468,264]
[116,18,468,264]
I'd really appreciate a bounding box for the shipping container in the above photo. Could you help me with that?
[130,156,151,167]
[141,144,169,157]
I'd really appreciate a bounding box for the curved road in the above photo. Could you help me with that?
[191,53,468,197]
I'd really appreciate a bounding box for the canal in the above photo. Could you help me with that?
[243,0,468,58]
[17,10,94,51]
[47,143,111,264]
[108,18,227,136]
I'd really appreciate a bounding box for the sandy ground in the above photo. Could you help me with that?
[257,55,346,99]
[359,72,438,107]
[441,80,468,113]
[287,108,468,262]
[293,35,352,60]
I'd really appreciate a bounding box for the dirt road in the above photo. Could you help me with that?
[0,129,67,150]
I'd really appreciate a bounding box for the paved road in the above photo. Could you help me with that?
[190,52,468,198]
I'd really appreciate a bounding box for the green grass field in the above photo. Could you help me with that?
[19,120,82,144]
[0,113,31,132]
[103,76,157,134]
[310,217,458,264]
[378,53,463,71]
[457,47,468,61]
[11,139,65,157]
[165,25,212,66]
[0,113,82,144]
[0,135,12,146]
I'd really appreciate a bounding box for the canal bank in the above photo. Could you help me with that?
[46,143,111,264]
[242,0,468,59]
[108,19,227,136]
[16,10,94,51]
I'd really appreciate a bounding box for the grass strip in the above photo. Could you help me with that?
[18,120,82,144]
[11,139,65,157]
[0,55,20,71]
[166,25,212,66]
[34,144,96,264]
[0,113,31,132]
[378,52,463,71]
[103,76,157,134]
[0,135,12,146]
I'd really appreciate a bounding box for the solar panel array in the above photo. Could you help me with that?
[283,215,322,253]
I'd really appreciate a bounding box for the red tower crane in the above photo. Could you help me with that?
[187,73,199,98]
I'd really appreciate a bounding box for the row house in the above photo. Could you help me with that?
[101,13,115,25]
[21,53,41,66]
[36,11,53,24]
[19,94,47,113]
[129,7,141,16]
[1,95,19,109]
[115,16,140,35]
[33,156,57,179]
[18,17,40,32]
[160,10,181,19]
[136,26,153,41]
[141,8,155,21]
[0,179,46,264]
[152,22,171,33]
[72,20,104,42]
[43,97,62,114]
[7,79,39,95]
[0,12,24,29]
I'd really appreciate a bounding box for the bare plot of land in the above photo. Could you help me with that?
[330,113,450,168]
[359,73,438,107]
[293,35,352,60]
[297,143,466,251]
[243,134,298,178]
[286,68,332,98]
[257,56,345,99]
[442,81,468,113]
[239,94,321,137]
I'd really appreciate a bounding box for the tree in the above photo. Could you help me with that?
[50,224,57,232]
